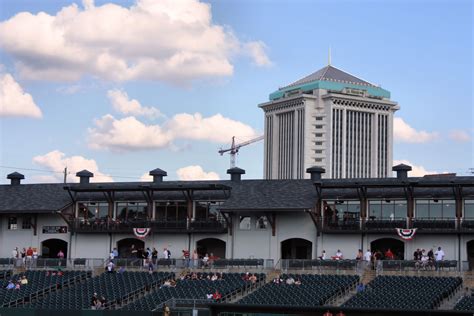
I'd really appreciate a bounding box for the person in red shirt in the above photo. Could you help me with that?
[336,311,346,316]
[323,311,333,316]
[212,290,222,301]
[385,248,394,260]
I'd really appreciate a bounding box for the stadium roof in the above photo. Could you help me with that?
[0,175,473,213]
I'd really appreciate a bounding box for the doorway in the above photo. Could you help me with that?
[370,238,404,260]
[196,238,226,259]
[467,240,474,270]
[117,238,145,258]
[41,239,68,258]
[281,238,312,259]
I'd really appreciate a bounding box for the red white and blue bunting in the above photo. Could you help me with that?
[133,228,151,239]
[395,228,417,240]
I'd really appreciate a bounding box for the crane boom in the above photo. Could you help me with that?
[218,135,264,168]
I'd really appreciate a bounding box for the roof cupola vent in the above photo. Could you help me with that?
[392,164,412,180]
[227,167,245,182]
[7,172,25,186]
[149,168,167,183]
[76,170,94,184]
[306,166,325,182]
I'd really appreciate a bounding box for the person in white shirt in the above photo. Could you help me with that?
[335,249,343,259]
[364,250,372,262]
[163,248,169,259]
[319,250,326,260]
[435,247,445,261]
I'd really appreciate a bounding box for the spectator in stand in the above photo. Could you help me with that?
[335,249,343,260]
[6,280,14,289]
[109,250,115,261]
[356,283,365,293]
[26,247,33,267]
[295,278,302,286]
[20,276,28,285]
[192,249,199,268]
[249,274,257,284]
[130,244,138,258]
[91,294,98,310]
[21,248,26,266]
[323,310,333,316]
[112,247,119,258]
[206,293,213,299]
[428,248,435,261]
[286,276,295,285]
[107,261,115,273]
[242,272,250,281]
[163,248,169,259]
[356,249,363,260]
[147,260,154,273]
[57,250,65,259]
[364,249,372,262]
[385,248,394,260]
[413,248,421,261]
[435,246,445,261]
[182,249,190,268]
[212,290,222,301]
[202,253,210,268]
[117,266,125,274]
[15,282,20,290]
[152,247,158,264]
[319,250,327,260]
[163,303,171,316]
[336,311,346,316]
[12,247,18,259]
[32,248,38,267]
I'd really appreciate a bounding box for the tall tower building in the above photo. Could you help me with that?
[261,64,399,179]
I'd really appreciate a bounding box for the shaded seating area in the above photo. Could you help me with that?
[122,272,264,311]
[28,271,172,310]
[0,270,90,307]
[343,275,462,310]
[239,274,359,307]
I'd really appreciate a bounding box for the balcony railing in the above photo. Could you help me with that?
[319,218,462,233]
[69,218,228,233]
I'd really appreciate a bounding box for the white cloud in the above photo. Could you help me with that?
[107,89,163,118]
[393,117,438,143]
[140,172,153,181]
[393,159,436,177]
[0,73,42,118]
[176,165,220,180]
[449,130,471,142]
[0,0,270,84]
[32,150,113,182]
[88,113,258,151]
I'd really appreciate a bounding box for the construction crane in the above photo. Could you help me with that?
[219,135,264,168]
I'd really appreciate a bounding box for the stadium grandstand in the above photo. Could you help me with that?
[0,164,473,315]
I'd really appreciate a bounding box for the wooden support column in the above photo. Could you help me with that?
[267,212,276,236]
[405,185,414,226]
[222,212,232,236]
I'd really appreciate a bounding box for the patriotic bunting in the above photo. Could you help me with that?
[133,228,151,239]
[395,228,417,240]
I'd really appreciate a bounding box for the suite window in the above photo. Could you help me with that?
[154,201,186,221]
[324,200,360,220]
[465,200,474,218]
[415,199,455,218]
[22,216,32,229]
[369,200,406,219]
[8,217,17,230]
[78,202,109,220]
[117,202,148,221]
[256,216,268,229]
[195,201,222,220]
[239,216,251,230]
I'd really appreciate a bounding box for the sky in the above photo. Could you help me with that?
[0,0,472,184]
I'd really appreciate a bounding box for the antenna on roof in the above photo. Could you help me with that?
[328,46,331,66]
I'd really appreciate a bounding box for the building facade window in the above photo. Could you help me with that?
[155,201,186,221]
[78,202,109,220]
[239,216,251,230]
[195,201,223,220]
[323,200,360,220]
[464,200,474,218]
[8,217,17,230]
[369,200,406,219]
[22,216,32,229]
[256,216,268,229]
[415,199,455,218]
[117,202,148,221]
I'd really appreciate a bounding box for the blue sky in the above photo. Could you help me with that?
[0,0,472,183]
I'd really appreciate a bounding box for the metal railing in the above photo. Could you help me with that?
[276,259,360,272]
[69,218,228,233]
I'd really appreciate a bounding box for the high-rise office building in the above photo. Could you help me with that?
[261,64,399,179]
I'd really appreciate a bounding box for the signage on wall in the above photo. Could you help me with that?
[42,226,68,234]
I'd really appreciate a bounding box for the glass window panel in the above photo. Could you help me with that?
[442,200,455,218]
[369,201,382,219]
[195,202,208,219]
[394,201,407,218]
[256,216,268,229]
[98,203,109,219]
[430,200,442,218]
[208,202,221,220]
[136,203,147,219]
[465,200,474,218]
[416,200,429,218]
[22,217,32,229]
[8,217,17,230]
[239,216,251,230]
[166,203,177,220]
[347,201,360,218]
[381,201,394,219]
[155,202,166,220]
[177,202,187,220]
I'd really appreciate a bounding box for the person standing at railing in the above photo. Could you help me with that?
[162,303,170,316]
[152,248,158,265]
[192,249,199,268]
[435,246,445,271]
[182,249,190,268]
